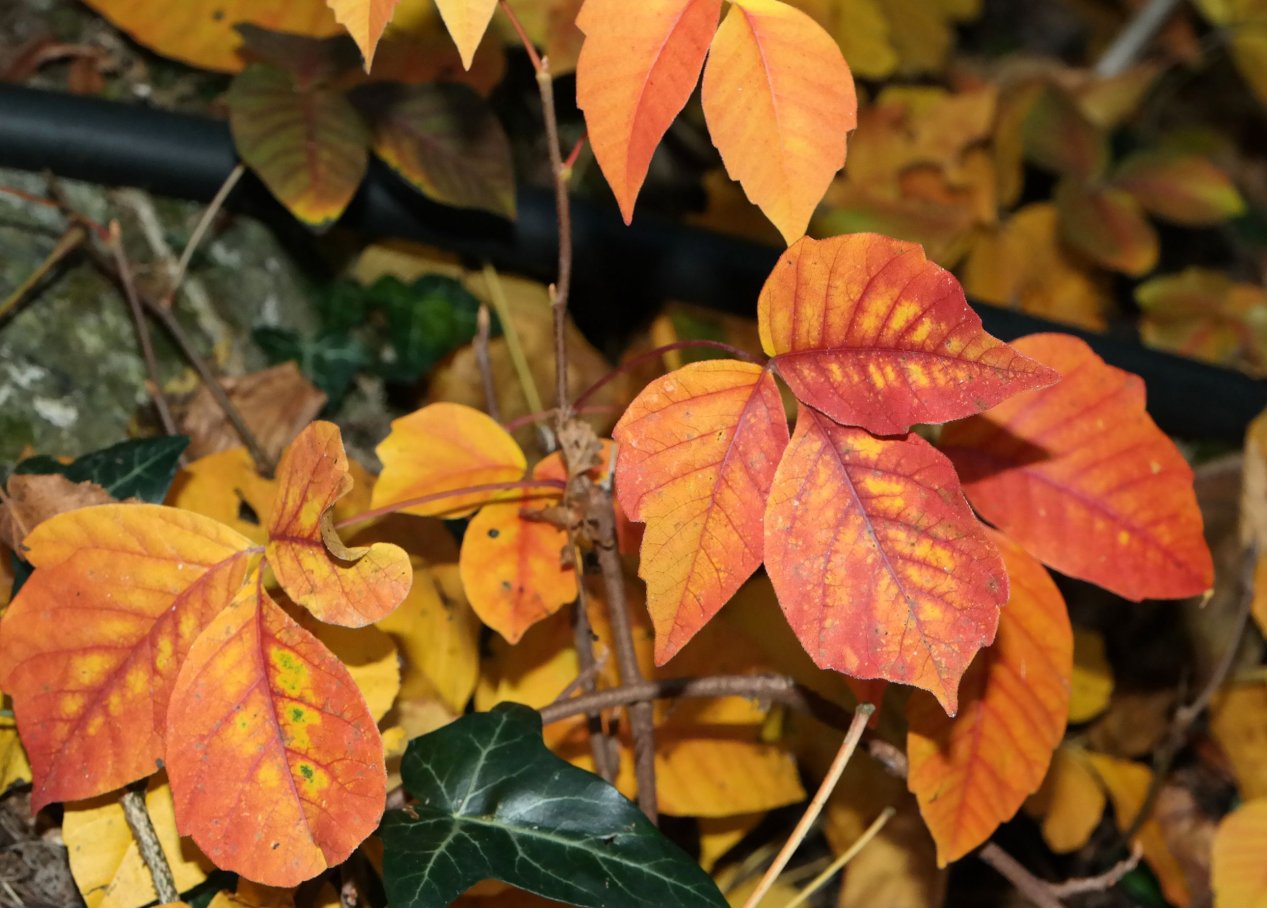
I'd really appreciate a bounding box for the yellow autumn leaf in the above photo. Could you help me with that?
[1212,798,1267,908]
[1026,745,1107,853]
[698,813,763,873]
[1193,0,1267,107]
[301,615,401,722]
[1211,681,1267,798]
[0,698,31,794]
[367,516,481,716]
[1069,627,1114,723]
[208,880,295,907]
[961,202,1112,331]
[64,776,213,908]
[1086,752,1191,907]
[821,751,946,908]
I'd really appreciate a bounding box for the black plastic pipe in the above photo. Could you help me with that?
[0,84,1263,441]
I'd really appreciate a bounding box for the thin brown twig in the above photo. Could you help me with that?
[781,806,895,908]
[594,520,658,822]
[1047,845,1143,899]
[533,53,573,426]
[0,223,85,322]
[167,162,245,302]
[107,222,181,439]
[979,844,1065,908]
[117,264,275,476]
[36,180,274,476]
[474,303,501,422]
[335,480,566,529]
[119,787,179,904]
[497,0,542,71]
[570,576,616,783]
[740,704,875,908]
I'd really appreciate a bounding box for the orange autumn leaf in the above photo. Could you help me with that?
[941,333,1214,601]
[459,495,575,644]
[700,0,856,243]
[758,234,1058,434]
[373,402,528,517]
[325,0,402,68]
[434,0,499,69]
[575,0,722,223]
[906,529,1071,864]
[764,408,1006,714]
[267,422,411,627]
[0,505,255,809]
[613,360,788,664]
[167,579,385,888]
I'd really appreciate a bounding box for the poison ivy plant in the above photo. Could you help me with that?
[380,704,728,908]
[0,422,408,886]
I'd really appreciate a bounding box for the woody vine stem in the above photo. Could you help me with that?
[497,0,659,820]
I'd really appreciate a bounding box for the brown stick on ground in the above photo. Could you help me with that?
[119,787,179,904]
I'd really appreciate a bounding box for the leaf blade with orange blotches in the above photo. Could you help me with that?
[940,333,1214,600]
[763,408,1006,714]
[166,580,386,888]
[575,0,722,223]
[267,421,410,627]
[906,530,1071,864]
[373,403,528,517]
[434,0,497,69]
[701,0,857,244]
[325,0,401,68]
[0,505,254,809]
[613,360,788,664]
[758,234,1059,435]
[227,64,369,229]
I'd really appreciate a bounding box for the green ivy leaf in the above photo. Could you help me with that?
[373,275,480,384]
[9,435,188,597]
[13,435,188,502]
[253,326,371,412]
[381,703,728,908]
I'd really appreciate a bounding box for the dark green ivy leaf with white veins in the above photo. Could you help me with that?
[380,703,728,908]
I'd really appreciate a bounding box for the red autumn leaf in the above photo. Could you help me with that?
[700,0,857,243]
[575,0,722,223]
[0,505,254,809]
[614,360,788,664]
[267,421,411,628]
[763,407,1006,714]
[227,63,370,228]
[758,234,1059,435]
[324,0,401,69]
[1054,179,1159,277]
[941,333,1213,600]
[906,529,1072,864]
[167,578,385,887]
